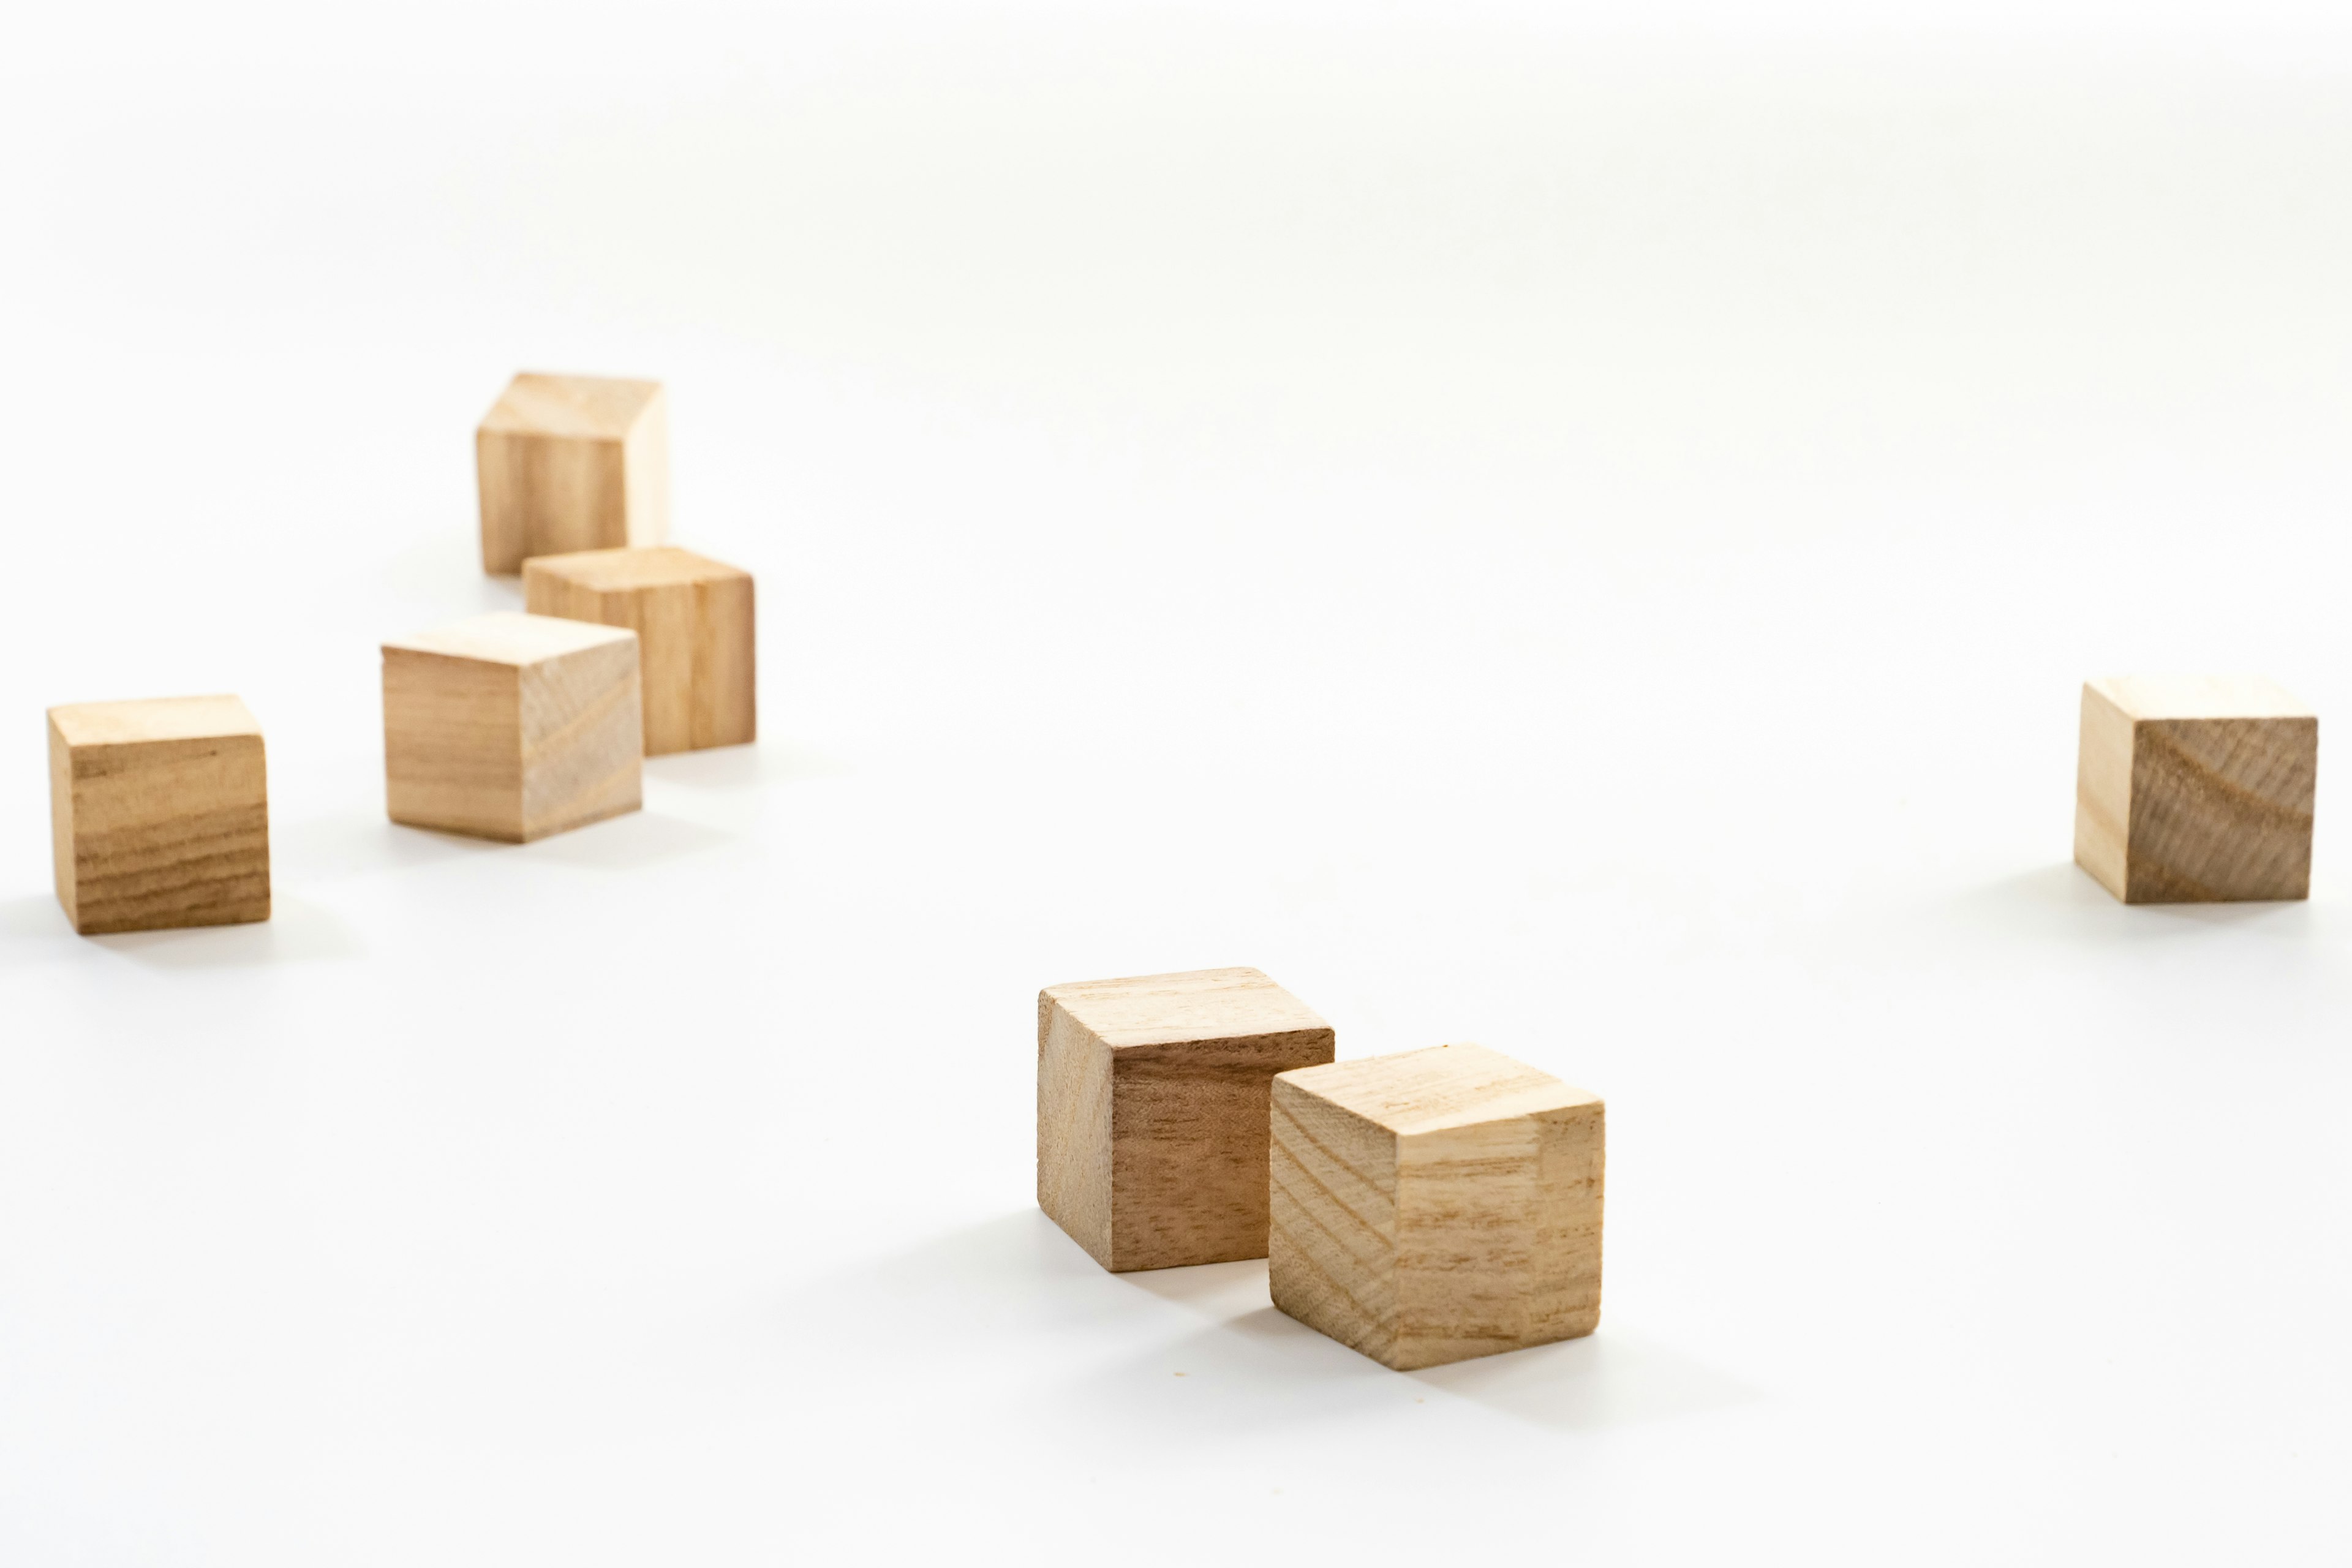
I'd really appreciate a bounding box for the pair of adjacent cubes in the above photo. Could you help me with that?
[1038,967,1605,1371]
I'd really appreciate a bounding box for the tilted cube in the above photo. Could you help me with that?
[382,612,643,843]
[1271,1043,1604,1371]
[476,372,669,574]
[1039,967,1335,1272]
[48,695,270,935]
[2075,676,2316,903]
[522,546,755,755]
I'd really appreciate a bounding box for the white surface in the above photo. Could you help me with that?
[6,3,2352,1562]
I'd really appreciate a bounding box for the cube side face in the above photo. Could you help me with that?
[1269,1076,1400,1362]
[477,428,630,573]
[1038,995,1116,1268]
[626,580,699,756]
[516,638,643,841]
[2126,716,2316,903]
[2074,682,2135,902]
[48,718,77,926]
[1109,1028,1336,1271]
[690,573,756,750]
[56,731,270,935]
[621,388,671,549]
[383,650,527,842]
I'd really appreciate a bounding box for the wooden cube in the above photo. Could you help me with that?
[522,546,755,755]
[1271,1042,1604,1371]
[476,372,670,574]
[47,695,270,935]
[1038,967,1335,1272]
[382,612,643,843]
[2075,676,2317,904]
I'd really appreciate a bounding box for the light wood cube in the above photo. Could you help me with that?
[382,612,643,843]
[2075,676,2317,904]
[48,695,270,935]
[1038,967,1335,1273]
[476,373,670,574]
[522,546,755,755]
[1271,1042,1604,1371]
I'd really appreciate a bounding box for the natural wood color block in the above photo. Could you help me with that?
[1270,1042,1604,1371]
[476,373,670,574]
[47,695,270,935]
[1038,967,1335,1273]
[382,612,643,843]
[522,546,755,755]
[2074,676,2317,904]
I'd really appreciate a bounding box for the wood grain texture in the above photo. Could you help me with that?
[1271,1042,1604,1371]
[382,612,643,843]
[476,373,669,574]
[1038,967,1335,1273]
[47,695,270,935]
[2074,676,2316,904]
[522,546,755,755]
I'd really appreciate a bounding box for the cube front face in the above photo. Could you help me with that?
[2075,678,2317,903]
[47,696,270,935]
[1038,967,1335,1273]
[383,614,644,843]
[522,547,756,755]
[477,374,669,574]
[1271,1044,1605,1371]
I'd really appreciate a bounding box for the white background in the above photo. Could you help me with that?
[4,2,2351,1561]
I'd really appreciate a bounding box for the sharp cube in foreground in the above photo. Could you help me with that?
[2075,676,2316,904]
[477,372,670,573]
[47,695,270,935]
[382,612,643,843]
[522,546,755,755]
[1039,967,1335,1272]
[1271,1043,1604,1371]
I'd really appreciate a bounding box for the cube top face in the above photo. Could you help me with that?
[2088,674,2312,722]
[48,695,269,935]
[1276,1042,1600,1138]
[480,373,663,442]
[2076,677,2317,904]
[1037,967,1335,1273]
[48,693,261,748]
[1270,1043,1604,1371]
[1041,966,1332,1051]
[383,611,638,669]
[522,546,749,594]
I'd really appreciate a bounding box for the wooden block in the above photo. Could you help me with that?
[1270,1042,1604,1371]
[47,695,270,935]
[2074,676,2317,903]
[476,373,670,574]
[1038,967,1335,1272]
[521,546,755,755]
[382,612,643,843]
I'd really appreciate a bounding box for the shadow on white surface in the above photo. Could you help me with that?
[92,895,365,969]
[644,742,850,790]
[1409,1328,1757,1431]
[276,815,508,883]
[1952,862,2321,943]
[518,810,736,870]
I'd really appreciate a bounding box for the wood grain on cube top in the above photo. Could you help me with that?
[477,373,669,574]
[382,612,643,843]
[1038,967,1335,1273]
[2075,675,2316,904]
[48,695,269,935]
[1272,1043,1604,1371]
[522,546,755,755]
